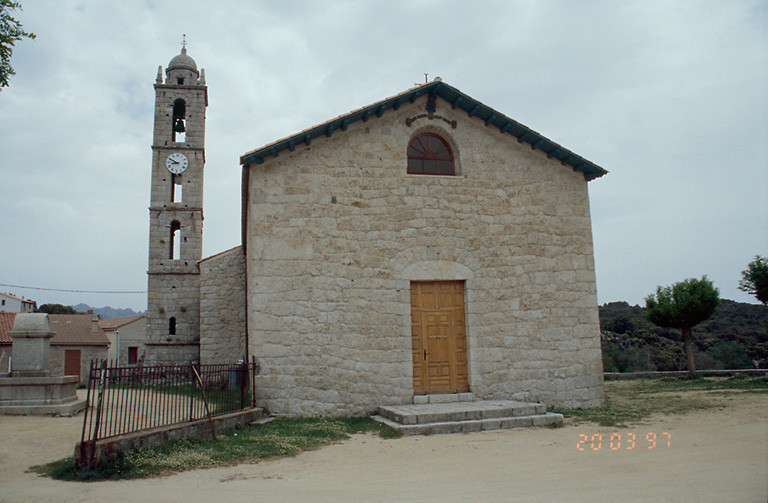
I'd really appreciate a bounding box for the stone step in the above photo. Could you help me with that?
[413,392,475,404]
[372,400,563,435]
[377,400,547,425]
[372,412,563,435]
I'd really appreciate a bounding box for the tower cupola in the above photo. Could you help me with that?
[165,46,201,86]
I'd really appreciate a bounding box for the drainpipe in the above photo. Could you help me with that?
[241,164,250,364]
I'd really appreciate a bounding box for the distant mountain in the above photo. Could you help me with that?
[72,303,146,319]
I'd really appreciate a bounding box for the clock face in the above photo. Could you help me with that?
[166,153,188,174]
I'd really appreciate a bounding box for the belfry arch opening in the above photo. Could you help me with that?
[169,220,181,259]
[169,317,176,335]
[172,99,186,142]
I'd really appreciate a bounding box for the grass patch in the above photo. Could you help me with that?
[31,416,400,482]
[552,375,768,427]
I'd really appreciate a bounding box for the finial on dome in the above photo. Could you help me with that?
[181,33,187,55]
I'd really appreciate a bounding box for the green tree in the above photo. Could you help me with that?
[36,303,78,315]
[707,341,753,370]
[645,276,720,378]
[738,255,768,305]
[1,1,35,90]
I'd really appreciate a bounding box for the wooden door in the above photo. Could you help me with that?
[411,281,469,394]
[64,349,81,379]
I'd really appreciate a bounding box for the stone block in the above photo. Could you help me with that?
[429,394,460,404]
[9,314,55,377]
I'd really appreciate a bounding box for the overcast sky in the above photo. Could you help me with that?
[1,1,766,312]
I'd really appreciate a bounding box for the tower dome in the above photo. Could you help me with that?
[164,44,201,86]
[167,47,198,73]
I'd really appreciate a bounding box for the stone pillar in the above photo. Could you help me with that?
[9,313,55,377]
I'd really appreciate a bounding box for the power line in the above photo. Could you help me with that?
[0,283,146,294]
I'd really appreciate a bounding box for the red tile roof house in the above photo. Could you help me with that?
[47,314,110,385]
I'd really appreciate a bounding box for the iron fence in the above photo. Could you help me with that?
[79,358,258,462]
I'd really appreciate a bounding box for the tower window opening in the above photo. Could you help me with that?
[177,78,184,85]
[172,99,186,142]
[169,220,181,259]
[169,317,176,335]
[171,174,183,203]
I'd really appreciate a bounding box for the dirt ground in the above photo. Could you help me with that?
[1,391,766,503]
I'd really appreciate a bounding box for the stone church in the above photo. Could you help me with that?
[145,48,607,416]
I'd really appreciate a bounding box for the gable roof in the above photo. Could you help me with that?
[0,312,15,344]
[49,314,110,346]
[240,80,607,181]
[98,315,146,331]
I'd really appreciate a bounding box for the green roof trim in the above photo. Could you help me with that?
[240,80,608,181]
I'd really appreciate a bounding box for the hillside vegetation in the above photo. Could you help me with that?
[599,300,768,372]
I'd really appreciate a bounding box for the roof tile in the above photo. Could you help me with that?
[49,314,110,346]
[0,312,16,344]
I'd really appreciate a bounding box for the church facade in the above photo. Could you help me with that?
[148,49,606,415]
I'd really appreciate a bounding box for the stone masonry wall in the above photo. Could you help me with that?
[145,272,200,365]
[246,94,605,415]
[200,246,247,364]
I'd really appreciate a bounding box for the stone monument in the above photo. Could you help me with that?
[0,313,86,415]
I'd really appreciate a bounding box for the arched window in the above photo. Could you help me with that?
[169,220,181,260]
[172,99,186,142]
[169,317,176,335]
[407,133,454,175]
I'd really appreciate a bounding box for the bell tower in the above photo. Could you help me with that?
[145,43,207,365]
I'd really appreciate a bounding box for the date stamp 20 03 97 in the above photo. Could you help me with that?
[577,432,671,452]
